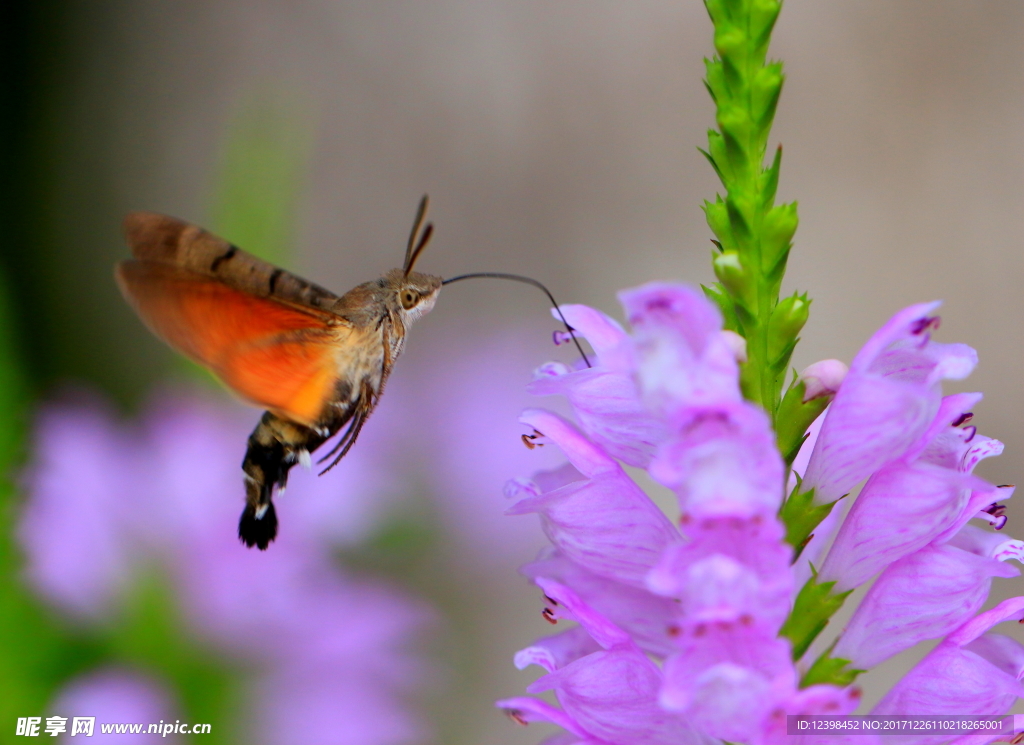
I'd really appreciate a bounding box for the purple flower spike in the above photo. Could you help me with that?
[501,282,1016,745]
[872,597,1024,743]
[802,302,978,506]
[833,540,1020,669]
[507,409,680,587]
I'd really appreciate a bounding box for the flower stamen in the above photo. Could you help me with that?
[521,430,545,449]
[910,316,941,335]
[503,709,529,726]
[980,501,1010,530]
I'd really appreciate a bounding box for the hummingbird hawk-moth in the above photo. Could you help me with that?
[116,198,443,549]
[116,197,589,550]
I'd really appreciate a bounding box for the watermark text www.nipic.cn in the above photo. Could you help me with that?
[15,716,212,737]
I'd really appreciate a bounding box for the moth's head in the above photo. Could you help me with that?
[385,269,443,324]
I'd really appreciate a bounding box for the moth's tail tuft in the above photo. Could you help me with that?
[238,502,278,550]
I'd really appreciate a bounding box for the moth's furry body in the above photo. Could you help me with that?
[237,273,437,548]
[117,209,441,550]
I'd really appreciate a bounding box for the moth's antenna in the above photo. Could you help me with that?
[442,272,592,368]
[405,223,433,276]
[404,195,430,274]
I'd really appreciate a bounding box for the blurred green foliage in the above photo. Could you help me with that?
[179,96,315,389]
[209,95,313,269]
[109,574,239,745]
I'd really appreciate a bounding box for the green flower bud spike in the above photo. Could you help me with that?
[700,0,806,427]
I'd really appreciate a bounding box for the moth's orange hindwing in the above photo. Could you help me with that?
[115,260,348,426]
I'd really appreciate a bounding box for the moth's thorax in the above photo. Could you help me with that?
[318,268,442,420]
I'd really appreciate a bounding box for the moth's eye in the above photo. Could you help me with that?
[400,289,420,310]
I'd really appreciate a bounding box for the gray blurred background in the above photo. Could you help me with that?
[5,0,1024,741]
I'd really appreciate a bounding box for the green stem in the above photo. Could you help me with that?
[700,2,856,691]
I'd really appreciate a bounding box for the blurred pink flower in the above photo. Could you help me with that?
[20,390,430,745]
[501,284,851,745]
[19,397,140,620]
[51,668,179,743]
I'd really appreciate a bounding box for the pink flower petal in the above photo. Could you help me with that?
[820,461,984,591]
[803,303,978,506]
[650,402,784,519]
[648,515,793,628]
[834,543,1018,669]
[524,553,678,657]
[529,370,666,468]
[873,599,1024,742]
[509,411,680,587]
[555,305,629,361]
[619,283,741,412]
[799,359,849,401]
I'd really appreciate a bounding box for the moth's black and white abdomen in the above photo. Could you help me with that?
[238,501,279,550]
[238,391,370,550]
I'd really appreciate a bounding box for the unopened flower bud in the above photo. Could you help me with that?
[799,359,848,401]
[712,251,754,309]
[768,293,810,362]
